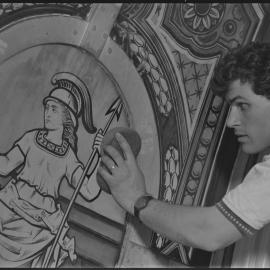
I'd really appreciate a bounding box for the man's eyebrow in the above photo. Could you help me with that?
[226,95,246,105]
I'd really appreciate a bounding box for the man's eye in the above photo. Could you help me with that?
[238,103,249,111]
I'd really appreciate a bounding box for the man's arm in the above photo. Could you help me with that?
[0,146,25,176]
[139,199,242,251]
[97,132,243,252]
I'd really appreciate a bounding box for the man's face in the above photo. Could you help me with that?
[226,79,270,154]
[44,100,64,131]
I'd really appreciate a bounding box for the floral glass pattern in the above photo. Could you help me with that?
[182,3,225,34]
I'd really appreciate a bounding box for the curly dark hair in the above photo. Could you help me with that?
[211,42,270,99]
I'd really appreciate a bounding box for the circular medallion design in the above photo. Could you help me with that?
[223,19,237,36]
[182,3,225,34]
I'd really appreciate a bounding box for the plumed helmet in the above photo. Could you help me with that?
[43,72,97,133]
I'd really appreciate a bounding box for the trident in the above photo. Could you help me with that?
[42,97,123,268]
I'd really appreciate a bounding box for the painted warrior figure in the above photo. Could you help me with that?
[0,72,102,267]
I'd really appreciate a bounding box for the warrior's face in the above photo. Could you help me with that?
[44,100,65,131]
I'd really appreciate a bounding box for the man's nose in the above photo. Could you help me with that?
[226,106,241,128]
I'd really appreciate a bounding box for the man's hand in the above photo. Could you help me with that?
[97,132,146,214]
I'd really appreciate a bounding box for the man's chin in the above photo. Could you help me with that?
[241,144,261,155]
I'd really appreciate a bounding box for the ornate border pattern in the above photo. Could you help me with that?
[111,20,172,116]
[0,3,93,28]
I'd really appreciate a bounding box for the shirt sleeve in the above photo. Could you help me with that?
[13,131,33,157]
[216,159,270,236]
[65,149,83,185]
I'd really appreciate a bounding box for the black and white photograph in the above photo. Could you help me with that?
[0,2,268,268]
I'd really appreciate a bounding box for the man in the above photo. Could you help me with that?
[97,42,270,251]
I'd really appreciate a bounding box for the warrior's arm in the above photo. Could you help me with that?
[71,166,100,201]
[0,146,25,176]
[70,130,104,200]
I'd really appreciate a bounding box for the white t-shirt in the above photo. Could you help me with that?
[216,154,270,236]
